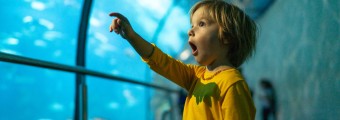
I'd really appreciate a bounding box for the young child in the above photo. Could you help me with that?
[109,0,256,119]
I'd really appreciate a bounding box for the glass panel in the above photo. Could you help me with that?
[0,62,75,119]
[87,76,152,120]
[0,0,83,65]
[86,0,192,82]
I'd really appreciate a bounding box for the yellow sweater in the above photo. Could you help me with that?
[142,45,255,120]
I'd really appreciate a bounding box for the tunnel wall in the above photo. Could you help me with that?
[242,0,340,119]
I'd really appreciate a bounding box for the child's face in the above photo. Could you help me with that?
[188,7,228,67]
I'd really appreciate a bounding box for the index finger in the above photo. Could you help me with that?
[109,12,125,19]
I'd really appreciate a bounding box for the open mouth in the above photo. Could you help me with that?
[189,42,198,56]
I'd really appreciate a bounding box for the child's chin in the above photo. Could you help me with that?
[194,58,201,64]
[195,58,206,66]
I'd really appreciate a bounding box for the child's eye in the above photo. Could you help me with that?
[198,21,205,27]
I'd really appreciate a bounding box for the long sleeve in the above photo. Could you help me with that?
[141,44,204,90]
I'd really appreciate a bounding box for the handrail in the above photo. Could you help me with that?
[0,52,178,93]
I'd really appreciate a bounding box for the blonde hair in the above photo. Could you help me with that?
[190,0,257,68]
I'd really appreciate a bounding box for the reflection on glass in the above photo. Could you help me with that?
[0,62,75,119]
[0,0,83,65]
[87,76,152,120]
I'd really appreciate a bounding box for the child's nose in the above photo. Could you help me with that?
[188,29,194,37]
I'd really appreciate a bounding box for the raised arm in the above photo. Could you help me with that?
[109,12,154,58]
[109,12,198,90]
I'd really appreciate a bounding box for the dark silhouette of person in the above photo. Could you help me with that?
[259,79,276,120]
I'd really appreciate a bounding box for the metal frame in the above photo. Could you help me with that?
[0,51,178,120]
[0,52,178,93]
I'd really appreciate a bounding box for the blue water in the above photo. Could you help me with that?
[0,0,192,119]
